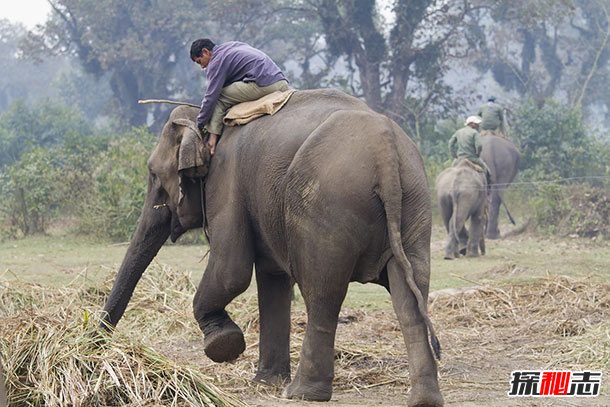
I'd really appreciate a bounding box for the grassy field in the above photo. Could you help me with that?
[2,220,608,322]
[2,225,608,307]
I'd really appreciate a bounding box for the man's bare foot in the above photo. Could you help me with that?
[207,133,219,155]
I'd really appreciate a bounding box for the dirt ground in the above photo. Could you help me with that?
[153,275,610,407]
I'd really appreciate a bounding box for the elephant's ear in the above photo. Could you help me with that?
[173,118,209,178]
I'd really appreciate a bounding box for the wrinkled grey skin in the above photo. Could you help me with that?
[436,162,487,259]
[101,89,443,406]
[480,136,520,239]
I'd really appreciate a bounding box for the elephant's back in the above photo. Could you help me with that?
[286,88,370,111]
[480,135,520,182]
[435,167,458,195]
[480,136,520,163]
[437,165,485,195]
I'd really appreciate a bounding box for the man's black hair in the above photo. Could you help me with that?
[190,39,215,60]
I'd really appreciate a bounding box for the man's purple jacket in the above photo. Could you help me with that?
[196,41,287,130]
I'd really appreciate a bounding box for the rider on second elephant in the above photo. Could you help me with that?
[449,115,491,186]
[477,96,507,138]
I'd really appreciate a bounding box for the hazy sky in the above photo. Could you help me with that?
[1,0,51,28]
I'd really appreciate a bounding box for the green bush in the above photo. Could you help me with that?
[530,184,609,238]
[427,118,461,160]
[78,127,156,242]
[513,99,609,182]
[0,100,92,168]
[0,147,65,236]
[529,184,571,235]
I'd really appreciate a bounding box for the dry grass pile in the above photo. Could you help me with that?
[0,267,245,407]
[430,275,610,370]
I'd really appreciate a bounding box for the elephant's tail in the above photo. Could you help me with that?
[502,198,517,225]
[386,218,441,361]
[450,182,462,244]
[377,123,441,361]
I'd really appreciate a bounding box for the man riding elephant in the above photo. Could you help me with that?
[191,38,290,155]
[477,96,507,138]
[449,115,491,187]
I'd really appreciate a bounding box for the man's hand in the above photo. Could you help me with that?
[207,133,219,155]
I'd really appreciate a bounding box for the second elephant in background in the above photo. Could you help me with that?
[436,161,488,260]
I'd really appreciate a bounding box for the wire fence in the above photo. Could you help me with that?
[430,175,610,192]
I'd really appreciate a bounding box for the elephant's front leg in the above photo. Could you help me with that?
[193,230,255,363]
[254,268,293,385]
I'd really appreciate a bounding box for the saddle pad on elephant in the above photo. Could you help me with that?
[223,89,297,126]
[457,158,485,173]
[480,129,509,139]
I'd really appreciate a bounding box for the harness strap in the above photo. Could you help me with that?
[199,178,210,243]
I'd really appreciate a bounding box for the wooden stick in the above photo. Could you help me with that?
[138,99,200,108]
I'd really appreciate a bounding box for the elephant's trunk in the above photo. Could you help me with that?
[102,188,171,328]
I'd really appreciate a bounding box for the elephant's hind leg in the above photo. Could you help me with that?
[283,239,353,401]
[387,258,443,407]
[467,206,486,257]
[486,190,502,239]
[457,226,469,256]
[283,278,349,401]
[253,268,292,385]
[444,216,460,260]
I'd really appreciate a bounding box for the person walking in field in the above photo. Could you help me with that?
[190,39,289,155]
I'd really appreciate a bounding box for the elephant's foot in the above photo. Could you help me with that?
[253,370,291,386]
[466,250,479,257]
[203,316,245,363]
[443,246,457,260]
[282,375,332,401]
[408,378,444,407]
[486,230,500,240]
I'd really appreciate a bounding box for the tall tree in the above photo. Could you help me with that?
[472,0,610,118]
[0,19,66,111]
[304,0,472,141]
[22,0,210,128]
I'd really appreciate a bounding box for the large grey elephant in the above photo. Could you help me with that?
[101,89,443,406]
[480,136,520,239]
[436,161,487,259]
